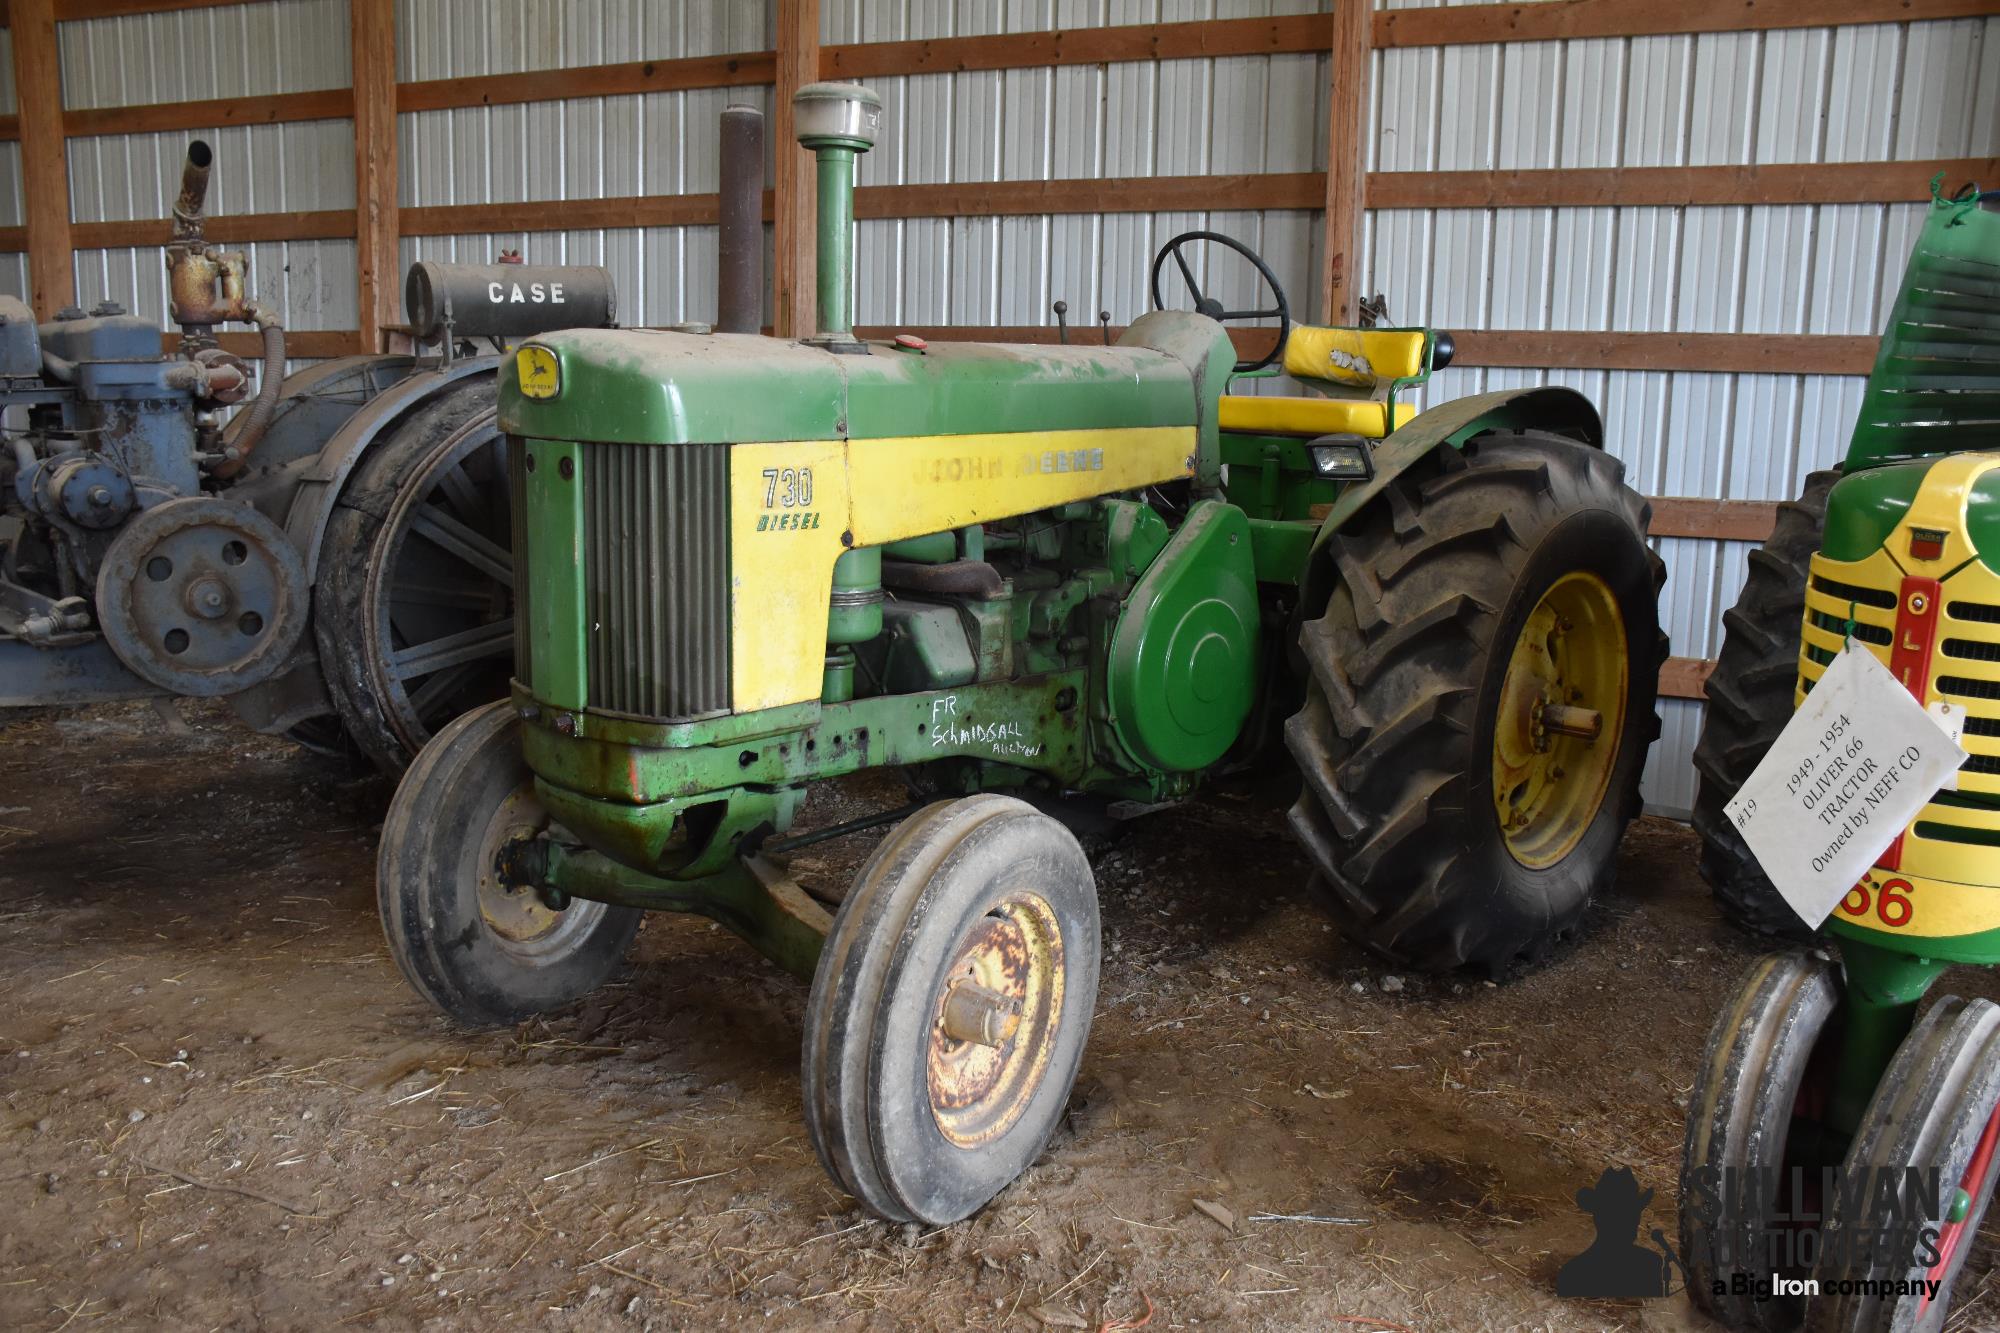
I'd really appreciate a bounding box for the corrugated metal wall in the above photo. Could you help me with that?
[3,0,1995,816]
[51,0,356,341]
[822,0,1330,335]
[397,0,770,324]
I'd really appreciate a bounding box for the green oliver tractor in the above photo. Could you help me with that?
[377,83,1667,1224]
[1683,182,2000,1330]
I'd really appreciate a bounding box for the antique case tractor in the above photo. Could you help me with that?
[378,84,1667,1224]
[0,139,616,773]
[1684,185,2000,1330]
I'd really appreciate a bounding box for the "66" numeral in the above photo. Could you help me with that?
[1841,878,1914,928]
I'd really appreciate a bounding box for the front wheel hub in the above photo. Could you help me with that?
[926,893,1065,1149]
[940,977,1024,1048]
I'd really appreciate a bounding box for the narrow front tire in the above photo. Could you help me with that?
[377,700,642,1027]
[803,795,1100,1225]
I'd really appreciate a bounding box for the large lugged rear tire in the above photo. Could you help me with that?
[1692,470,1837,938]
[1284,432,1666,974]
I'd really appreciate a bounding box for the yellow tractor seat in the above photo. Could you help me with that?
[1282,326,1429,389]
[1217,395,1417,439]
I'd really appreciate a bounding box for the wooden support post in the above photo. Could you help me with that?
[350,0,399,350]
[13,0,72,319]
[772,0,820,339]
[1320,0,1370,325]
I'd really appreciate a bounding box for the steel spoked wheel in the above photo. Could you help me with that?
[362,412,514,761]
[804,795,1100,1225]
[1492,571,1629,868]
[1810,996,2000,1333]
[315,376,514,776]
[1681,950,1846,1331]
[377,701,640,1028]
[1284,432,1666,975]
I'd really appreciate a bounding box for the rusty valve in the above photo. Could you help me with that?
[940,978,1023,1048]
[1540,702,1603,741]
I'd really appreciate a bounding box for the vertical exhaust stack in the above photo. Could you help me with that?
[172,138,213,244]
[717,105,765,335]
[791,82,882,349]
[159,138,286,476]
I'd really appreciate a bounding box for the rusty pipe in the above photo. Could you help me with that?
[162,356,249,401]
[717,105,764,334]
[881,559,1008,599]
[173,140,214,242]
[209,302,286,480]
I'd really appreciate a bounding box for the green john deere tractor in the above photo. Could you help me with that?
[377,83,1667,1224]
[1683,182,2000,1330]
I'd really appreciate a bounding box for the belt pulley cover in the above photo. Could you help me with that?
[94,496,309,696]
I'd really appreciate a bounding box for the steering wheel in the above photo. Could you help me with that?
[1149,231,1291,373]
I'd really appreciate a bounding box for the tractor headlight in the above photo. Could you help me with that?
[1309,437,1373,481]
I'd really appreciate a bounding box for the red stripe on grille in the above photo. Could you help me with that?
[1876,575,1943,872]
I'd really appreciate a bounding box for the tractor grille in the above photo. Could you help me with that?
[1939,594,2000,796]
[1800,556,2000,850]
[582,443,731,719]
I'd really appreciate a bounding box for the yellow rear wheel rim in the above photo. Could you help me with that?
[1491,571,1629,869]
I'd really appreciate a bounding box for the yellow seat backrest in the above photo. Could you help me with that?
[1282,327,1428,389]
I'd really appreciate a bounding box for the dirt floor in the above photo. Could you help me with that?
[2,703,1996,1332]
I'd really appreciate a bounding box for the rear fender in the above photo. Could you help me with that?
[1296,385,1603,615]
[272,358,501,580]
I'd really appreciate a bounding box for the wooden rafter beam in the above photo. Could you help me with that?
[350,0,397,351]
[1451,330,1881,376]
[401,195,728,238]
[400,52,775,114]
[1375,0,2000,48]
[1371,159,2000,210]
[822,14,1325,78]
[851,325,1882,377]
[1,0,276,27]
[772,0,818,341]
[1658,658,1717,702]
[165,328,360,358]
[1647,498,1780,543]
[44,208,353,249]
[12,0,71,319]
[855,173,1325,219]
[59,88,352,139]
[1321,2,1369,325]
[55,0,265,18]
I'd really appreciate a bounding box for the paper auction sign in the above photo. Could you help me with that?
[1723,646,1967,928]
